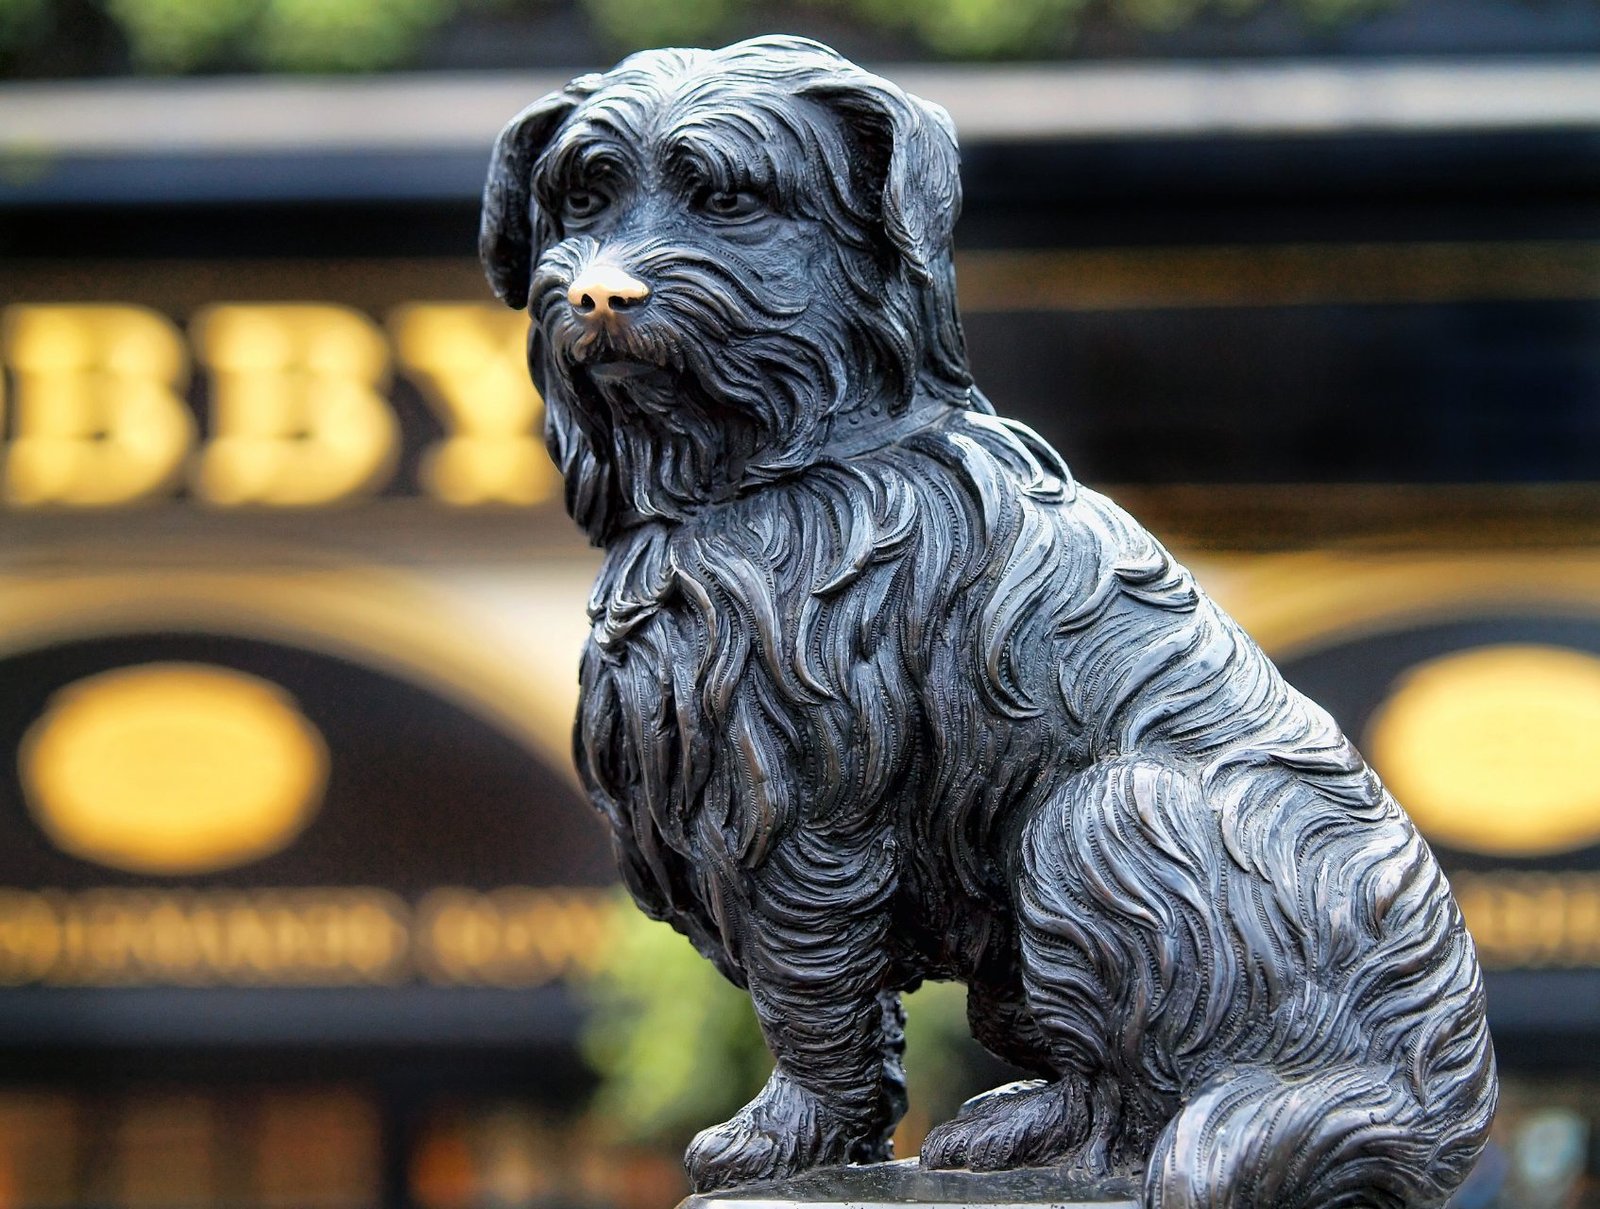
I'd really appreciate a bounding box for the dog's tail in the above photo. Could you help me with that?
[1143,1045,1496,1209]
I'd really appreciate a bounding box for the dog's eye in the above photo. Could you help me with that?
[697,188,762,220]
[563,189,608,220]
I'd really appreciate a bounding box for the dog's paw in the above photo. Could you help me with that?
[920,1079,1086,1172]
[686,1071,867,1192]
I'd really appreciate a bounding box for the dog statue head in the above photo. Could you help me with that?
[481,35,981,541]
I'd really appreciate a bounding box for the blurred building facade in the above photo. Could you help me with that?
[1,45,1599,1209]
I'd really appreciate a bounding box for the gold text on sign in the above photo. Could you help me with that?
[1453,872,1600,970]
[1,306,195,506]
[193,305,399,507]
[0,303,554,509]
[390,303,560,506]
[0,887,619,988]
[0,888,411,986]
[414,887,615,987]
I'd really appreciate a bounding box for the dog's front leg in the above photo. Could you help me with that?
[685,848,905,1192]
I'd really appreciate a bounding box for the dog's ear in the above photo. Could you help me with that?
[480,76,599,309]
[802,74,962,285]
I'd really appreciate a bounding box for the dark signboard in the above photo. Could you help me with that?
[0,629,622,1058]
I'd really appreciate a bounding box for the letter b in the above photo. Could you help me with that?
[193,305,398,507]
[2,305,195,506]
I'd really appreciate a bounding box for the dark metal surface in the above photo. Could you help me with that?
[484,36,1499,1208]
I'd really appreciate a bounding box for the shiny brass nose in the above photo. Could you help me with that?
[567,263,649,319]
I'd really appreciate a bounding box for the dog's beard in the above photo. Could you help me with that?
[533,237,866,540]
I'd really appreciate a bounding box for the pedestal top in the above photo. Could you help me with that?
[678,1160,1141,1209]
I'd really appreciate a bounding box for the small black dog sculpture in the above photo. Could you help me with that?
[482,36,1496,1208]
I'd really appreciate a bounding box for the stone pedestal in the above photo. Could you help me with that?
[679,1161,1140,1209]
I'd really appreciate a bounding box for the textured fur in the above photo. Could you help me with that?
[482,36,1497,1207]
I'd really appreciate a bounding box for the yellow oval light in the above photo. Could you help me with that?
[19,663,327,876]
[1367,643,1600,858]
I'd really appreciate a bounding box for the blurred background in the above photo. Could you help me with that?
[0,1,1597,1206]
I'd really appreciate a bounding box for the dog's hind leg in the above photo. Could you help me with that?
[928,757,1234,1177]
[920,981,1086,1171]
[1143,1059,1473,1209]
[966,979,1058,1078]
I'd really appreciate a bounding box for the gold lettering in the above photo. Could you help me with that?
[557,891,616,978]
[416,888,616,986]
[261,897,314,981]
[338,894,411,983]
[53,891,87,979]
[228,902,278,979]
[389,304,558,506]
[492,887,614,981]
[192,305,398,506]
[0,887,614,986]
[0,891,58,985]
[130,897,200,982]
[296,899,342,974]
[1569,880,1600,964]
[485,888,557,986]
[81,892,143,984]
[416,890,496,984]
[1532,876,1572,962]
[1,305,194,505]
[187,900,229,978]
[1454,872,1600,970]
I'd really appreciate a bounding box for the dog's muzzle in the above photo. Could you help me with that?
[567,262,650,321]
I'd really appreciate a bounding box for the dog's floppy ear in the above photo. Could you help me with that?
[480,76,599,309]
[802,73,962,285]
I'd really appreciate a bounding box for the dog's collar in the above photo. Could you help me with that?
[822,399,954,460]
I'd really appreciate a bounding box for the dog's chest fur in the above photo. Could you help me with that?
[570,412,1235,970]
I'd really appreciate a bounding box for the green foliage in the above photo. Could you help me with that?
[1108,0,1206,33]
[1288,0,1402,26]
[256,0,455,71]
[76,0,1422,75]
[99,0,456,72]
[581,0,741,51]
[869,0,1091,57]
[103,0,260,70]
[898,978,980,1127]
[1107,0,1400,30]
[579,895,991,1149]
[581,897,770,1146]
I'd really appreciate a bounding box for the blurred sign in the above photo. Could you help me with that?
[0,302,558,508]
[1366,644,1600,859]
[21,663,329,876]
[0,885,616,989]
[0,631,620,996]
[1452,873,1600,972]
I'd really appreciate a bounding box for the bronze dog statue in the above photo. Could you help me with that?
[481,36,1496,1208]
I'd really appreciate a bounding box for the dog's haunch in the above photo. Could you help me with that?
[481,36,1497,1209]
